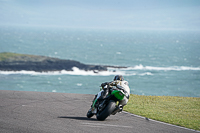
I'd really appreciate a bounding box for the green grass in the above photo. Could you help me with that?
[0,52,38,61]
[124,94,200,131]
[0,52,24,61]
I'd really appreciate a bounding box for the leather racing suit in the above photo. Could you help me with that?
[97,80,130,107]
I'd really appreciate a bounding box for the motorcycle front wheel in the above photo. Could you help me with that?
[86,108,94,118]
[96,100,116,121]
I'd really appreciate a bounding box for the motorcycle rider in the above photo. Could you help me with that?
[94,75,130,112]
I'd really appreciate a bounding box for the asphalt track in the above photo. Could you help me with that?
[0,90,198,133]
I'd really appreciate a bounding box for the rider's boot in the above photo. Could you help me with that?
[111,105,123,115]
[118,105,123,113]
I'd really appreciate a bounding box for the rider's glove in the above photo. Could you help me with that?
[101,82,108,87]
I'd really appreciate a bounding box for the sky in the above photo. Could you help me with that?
[0,0,200,30]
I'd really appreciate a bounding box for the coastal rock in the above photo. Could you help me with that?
[0,52,108,72]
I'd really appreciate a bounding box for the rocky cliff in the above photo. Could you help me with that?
[0,52,108,72]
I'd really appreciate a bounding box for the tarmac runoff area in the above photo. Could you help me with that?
[0,90,199,133]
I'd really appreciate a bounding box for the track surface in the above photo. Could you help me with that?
[0,90,197,133]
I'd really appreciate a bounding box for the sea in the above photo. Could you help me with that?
[0,26,200,97]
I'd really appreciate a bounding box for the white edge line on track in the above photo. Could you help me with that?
[122,111,200,132]
[81,122,132,128]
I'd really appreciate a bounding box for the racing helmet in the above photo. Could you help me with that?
[114,75,124,81]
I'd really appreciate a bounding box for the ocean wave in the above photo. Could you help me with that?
[0,67,120,76]
[0,65,199,76]
[109,64,200,71]
[0,67,152,76]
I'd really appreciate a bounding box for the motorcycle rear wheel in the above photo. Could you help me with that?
[96,100,116,121]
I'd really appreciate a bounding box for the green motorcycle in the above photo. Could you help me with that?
[87,85,126,121]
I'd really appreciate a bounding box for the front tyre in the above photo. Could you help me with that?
[87,108,94,118]
[96,100,116,121]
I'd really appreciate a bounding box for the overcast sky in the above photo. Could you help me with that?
[0,0,200,30]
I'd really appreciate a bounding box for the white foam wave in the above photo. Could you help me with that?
[0,67,151,76]
[0,65,199,76]
[113,64,200,71]
[0,67,125,76]
[139,72,154,76]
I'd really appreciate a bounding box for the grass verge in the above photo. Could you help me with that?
[124,94,200,131]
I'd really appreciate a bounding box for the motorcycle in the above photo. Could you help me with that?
[86,84,126,121]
